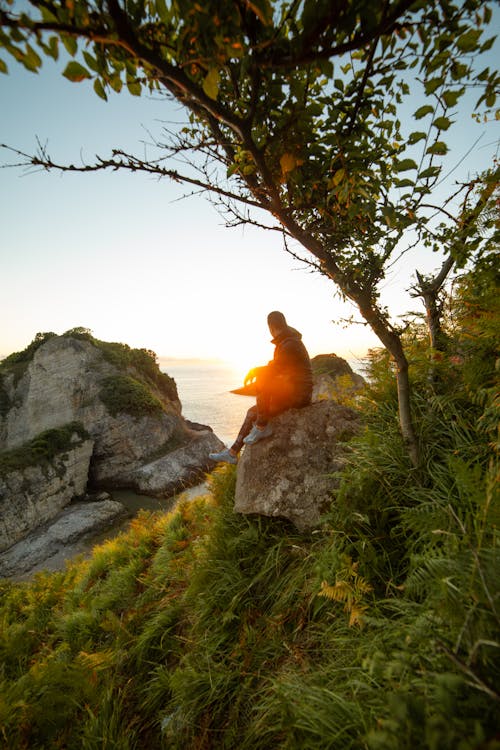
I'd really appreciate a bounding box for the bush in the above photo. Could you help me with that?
[99,375,164,418]
[0,422,89,476]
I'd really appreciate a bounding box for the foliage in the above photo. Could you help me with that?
[1,0,499,461]
[0,263,498,748]
[0,421,89,476]
[99,374,165,418]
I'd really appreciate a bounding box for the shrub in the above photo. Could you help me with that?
[99,375,164,418]
[0,422,89,476]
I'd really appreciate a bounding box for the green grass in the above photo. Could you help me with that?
[0,267,498,748]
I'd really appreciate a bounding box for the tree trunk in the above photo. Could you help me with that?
[356,297,420,468]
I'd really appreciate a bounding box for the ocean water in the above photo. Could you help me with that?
[163,361,252,446]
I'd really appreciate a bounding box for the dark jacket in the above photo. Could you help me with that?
[268,326,313,403]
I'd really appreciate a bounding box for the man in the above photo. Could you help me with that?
[209,310,313,464]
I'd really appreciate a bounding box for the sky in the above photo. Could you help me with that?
[0,11,498,375]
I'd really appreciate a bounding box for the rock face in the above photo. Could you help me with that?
[234,400,360,531]
[0,498,128,579]
[0,435,94,552]
[0,332,224,565]
[311,353,365,402]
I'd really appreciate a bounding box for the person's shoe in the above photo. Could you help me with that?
[243,423,273,445]
[209,448,238,464]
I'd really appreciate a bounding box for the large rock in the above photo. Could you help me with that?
[0,498,127,579]
[130,430,225,496]
[234,401,360,531]
[0,436,94,552]
[0,332,225,561]
[311,353,365,402]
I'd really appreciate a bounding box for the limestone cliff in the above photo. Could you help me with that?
[0,331,224,554]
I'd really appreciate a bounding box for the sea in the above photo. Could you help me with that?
[163,360,251,445]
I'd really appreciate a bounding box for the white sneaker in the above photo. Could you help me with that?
[209,448,238,464]
[243,423,273,445]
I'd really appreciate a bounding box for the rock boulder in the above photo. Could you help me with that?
[234,401,360,531]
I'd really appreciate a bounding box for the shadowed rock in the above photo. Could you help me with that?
[234,400,361,531]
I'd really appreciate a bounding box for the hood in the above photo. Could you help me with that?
[271,326,302,345]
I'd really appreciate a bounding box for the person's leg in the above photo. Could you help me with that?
[230,404,258,454]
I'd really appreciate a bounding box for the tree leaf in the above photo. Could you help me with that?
[83,51,100,73]
[442,89,462,107]
[407,131,426,145]
[62,35,78,57]
[432,116,452,131]
[426,141,448,155]
[394,158,418,172]
[0,57,8,74]
[62,61,91,82]
[414,105,434,119]
[419,166,441,179]
[23,43,42,72]
[456,29,481,52]
[280,153,297,175]
[127,78,141,96]
[202,68,220,100]
[93,78,107,101]
[424,77,442,95]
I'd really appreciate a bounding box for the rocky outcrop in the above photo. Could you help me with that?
[234,401,360,531]
[311,353,365,402]
[130,431,226,496]
[0,332,224,564]
[0,435,94,552]
[0,497,128,579]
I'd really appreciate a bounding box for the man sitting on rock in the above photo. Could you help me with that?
[209,311,313,464]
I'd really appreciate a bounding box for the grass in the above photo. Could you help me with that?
[0,267,498,748]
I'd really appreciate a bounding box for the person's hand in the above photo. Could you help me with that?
[244,368,257,386]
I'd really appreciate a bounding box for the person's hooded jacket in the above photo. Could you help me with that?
[267,326,313,403]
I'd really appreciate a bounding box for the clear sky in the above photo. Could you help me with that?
[1,13,498,374]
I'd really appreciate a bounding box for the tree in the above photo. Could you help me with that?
[1,0,498,466]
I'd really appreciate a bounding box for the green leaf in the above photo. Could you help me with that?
[432,116,452,131]
[83,51,100,73]
[23,43,42,72]
[442,89,462,107]
[62,61,91,82]
[127,78,142,96]
[456,29,481,52]
[394,178,414,188]
[156,0,169,22]
[419,166,441,179]
[414,105,434,119]
[408,131,426,145]
[202,68,220,100]
[426,141,448,156]
[394,158,418,172]
[109,73,123,93]
[93,78,108,101]
[46,36,59,61]
[62,35,78,57]
[382,206,396,228]
[424,77,442,95]
[0,58,8,74]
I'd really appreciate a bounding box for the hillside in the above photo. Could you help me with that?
[0,266,498,748]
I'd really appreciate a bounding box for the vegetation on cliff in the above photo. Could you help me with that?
[0,328,178,406]
[0,261,497,748]
[0,422,89,477]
